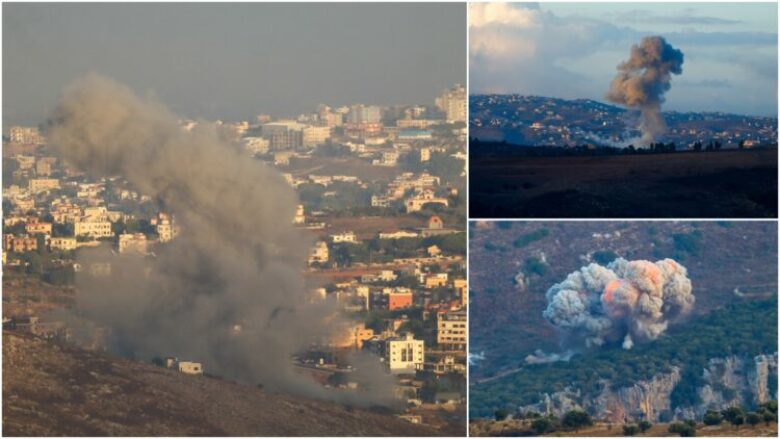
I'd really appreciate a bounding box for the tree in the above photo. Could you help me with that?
[703,410,722,426]
[746,412,762,426]
[494,409,508,421]
[638,420,652,433]
[668,421,696,437]
[721,406,745,424]
[531,418,554,435]
[561,410,592,431]
[623,424,640,436]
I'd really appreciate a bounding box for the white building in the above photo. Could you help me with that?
[308,241,329,265]
[435,84,466,123]
[386,333,425,373]
[178,361,203,375]
[74,221,113,238]
[303,126,332,147]
[331,231,357,243]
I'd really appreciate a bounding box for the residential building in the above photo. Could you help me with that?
[118,233,148,254]
[347,105,382,124]
[25,222,52,236]
[153,213,180,242]
[262,120,305,150]
[302,126,331,147]
[9,126,45,144]
[437,311,467,349]
[178,361,204,375]
[387,287,413,310]
[49,237,77,251]
[75,221,113,238]
[308,241,329,265]
[4,235,38,253]
[453,278,467,307]
[435,84,466,123]
[28,178,60,194]
[331,231,357,243]
[386,333,424,373]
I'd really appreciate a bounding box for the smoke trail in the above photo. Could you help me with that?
[543,258,694,349]
[46,74,397,406]
[606,36,684,145]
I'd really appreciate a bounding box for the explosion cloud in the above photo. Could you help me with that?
[543,258,694,349]
[606,36,684,145]
[46,74,396,406]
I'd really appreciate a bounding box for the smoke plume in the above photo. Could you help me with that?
[606,36,684,145]
[543,258,694,349]
[46,74,397,406]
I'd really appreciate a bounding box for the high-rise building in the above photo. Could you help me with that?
[347,105,382,124]
[435,84,466,123]
[262,121,305,150]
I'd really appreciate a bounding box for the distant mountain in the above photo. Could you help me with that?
[2,332,439,436]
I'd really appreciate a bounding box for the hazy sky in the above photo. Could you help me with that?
[470,2,778,116]
[3,3,466,126]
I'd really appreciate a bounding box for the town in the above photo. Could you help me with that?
[470,94,778,148]
[2,84,467,431]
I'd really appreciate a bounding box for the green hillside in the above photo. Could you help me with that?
[470,297,778,418]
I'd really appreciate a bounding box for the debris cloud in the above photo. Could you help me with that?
[543,258,694,349]
[47,74,396,406]
[606,36,684,145]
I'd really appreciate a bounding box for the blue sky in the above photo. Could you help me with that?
[470,2,778,116]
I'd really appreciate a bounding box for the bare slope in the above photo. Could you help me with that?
[3,332,437,436]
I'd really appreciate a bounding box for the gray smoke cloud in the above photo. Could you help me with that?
[525,349,574,365]
[46,74,397,407]
[543,258,694,349]
[606,36,684,145]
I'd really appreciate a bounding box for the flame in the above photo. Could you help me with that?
[603,279,622,303]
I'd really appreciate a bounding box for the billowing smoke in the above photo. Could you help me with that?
[543,258,694,349]
[46,74,397,406]
[606,36,684,145]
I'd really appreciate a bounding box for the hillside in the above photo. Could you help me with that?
[3,331,440,436]
[470,298,777,418]
[468,221,778,421]
[469,221,777,380]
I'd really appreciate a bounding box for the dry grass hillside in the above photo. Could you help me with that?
[3,331,438,436]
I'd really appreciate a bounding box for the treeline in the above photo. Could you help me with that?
[485,402,777,437]
[469,139,775,158]
[470,297,778,418]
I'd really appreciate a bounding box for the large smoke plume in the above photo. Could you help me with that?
[543,258,694,350]
[47,74,396,406]
[606,36,684,145]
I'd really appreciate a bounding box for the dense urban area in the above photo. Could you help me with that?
[2,84,467,432]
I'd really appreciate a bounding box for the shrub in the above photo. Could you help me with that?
[531,418,554,435]
[561,410,592,431]
[703,410,722,426]
[623,424,640,436]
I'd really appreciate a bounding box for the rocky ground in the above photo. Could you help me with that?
[3,331,439,436]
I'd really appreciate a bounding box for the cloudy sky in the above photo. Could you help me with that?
[470,2,778,116]
[3,3,465,126]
